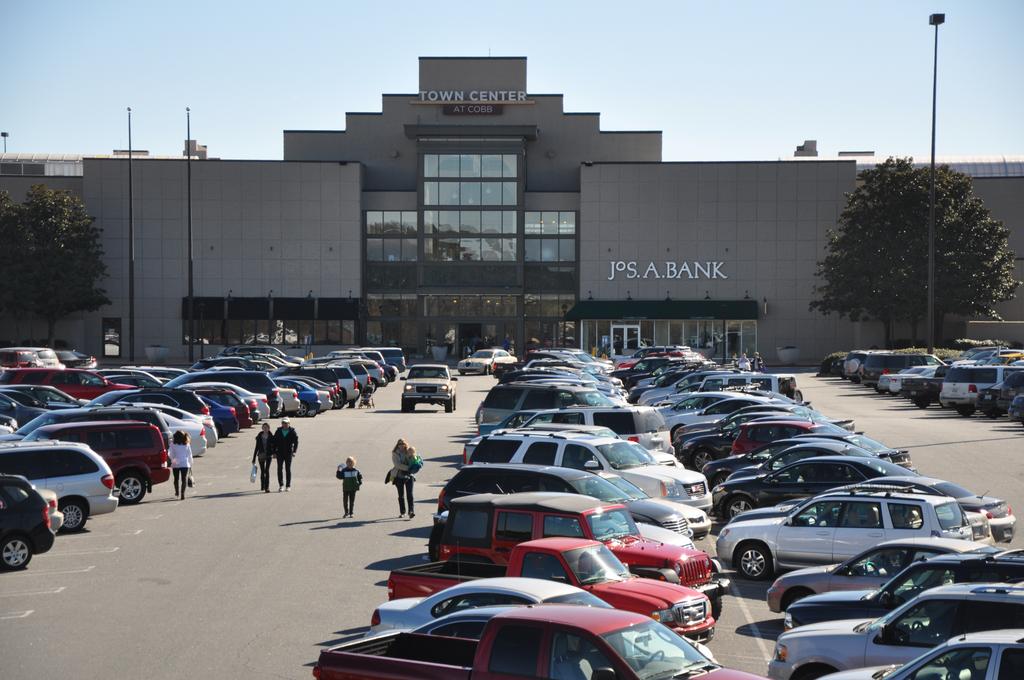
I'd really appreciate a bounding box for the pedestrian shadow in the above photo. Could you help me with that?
[735,619,783,641]
[390,524,433,539]
[307,517,409,531]
[365,553,429,571]
[194,490,262,500]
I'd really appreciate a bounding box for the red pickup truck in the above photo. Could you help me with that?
[314,605,767,680]
[389,537,715,640]
[438,492,728,619]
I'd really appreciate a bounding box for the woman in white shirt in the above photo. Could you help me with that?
[168,430,194,500]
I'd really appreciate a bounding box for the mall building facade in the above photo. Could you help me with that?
[1,57,1021,362]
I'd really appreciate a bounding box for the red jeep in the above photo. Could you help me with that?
[27,420,169,504]
[0,368,134,401]
[437,492,727,618]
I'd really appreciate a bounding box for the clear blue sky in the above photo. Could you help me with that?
[5,1,1022,161]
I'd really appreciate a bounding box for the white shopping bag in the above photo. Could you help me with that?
[249,464,258,483]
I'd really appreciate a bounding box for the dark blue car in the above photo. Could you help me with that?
[200,395,240,437]
[272,378,323,417]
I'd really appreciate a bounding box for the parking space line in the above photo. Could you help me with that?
[727,582,772,662]
[49,547,119,556]
[0,586,66,598]
[137,514,164,520]
[4,565,95,576]
[0,610,33,620]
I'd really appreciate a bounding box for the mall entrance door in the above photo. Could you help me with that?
[457,323,501,359]
[610,324,641,358]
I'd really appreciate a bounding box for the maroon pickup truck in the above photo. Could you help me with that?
[438,492,728,618]
[313,605,768,680]
[389,537,715,640]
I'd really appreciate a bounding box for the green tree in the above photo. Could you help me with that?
[811,157,1018,344]
[3,185,110,345]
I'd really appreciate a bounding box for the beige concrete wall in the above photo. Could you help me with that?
[0,175,83,200]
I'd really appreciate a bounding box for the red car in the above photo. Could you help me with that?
[0,368,134,401]
[25,420,170,504]
[729,419,825,455]
[193,388,254,429]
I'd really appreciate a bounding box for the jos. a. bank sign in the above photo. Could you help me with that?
[608,260,728,280]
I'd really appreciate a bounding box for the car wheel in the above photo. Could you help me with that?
[792,664,839,680]
[913,397,931,409]
[711,472,731,488]
[781,587,814,611]
[734,541,773,580]
[117,473,147,505]
[793,390,804,402]
[296,401,309,417]
[850,376,861,384]
[984,410,1000,419]
[690,448,713,470]
[401,401,412,413]
[59,498,89,532]
[348,399,356,409]
[445,400,454,413]
[1,534,32,571]
[955,405,976,417]
[726,494,755,519]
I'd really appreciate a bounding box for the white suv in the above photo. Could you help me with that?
[466,431,712,510]
[940,365,1023,416]
[0,441,119,531]
[717,490,972,580]
[768,583,1024,680]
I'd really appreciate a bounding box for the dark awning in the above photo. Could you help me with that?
[180,297,225,319]
[273,297,314,319]
[225,297,270,320]
[564,299,759,321]
[316,298,359,320]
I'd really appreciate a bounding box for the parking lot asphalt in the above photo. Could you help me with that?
[1,370,1021,678]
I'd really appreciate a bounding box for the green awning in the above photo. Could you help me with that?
[563,299,759,321]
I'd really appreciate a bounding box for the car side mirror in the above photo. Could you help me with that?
[399,376,406,380]
[592,669,617,680]
[451,377,458,381]
[584,460,600,470]
[878,591,893,608]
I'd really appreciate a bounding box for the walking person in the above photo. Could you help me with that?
[337,456,363,518]
[169,430,193,500]
[274,417,299,492]
[738,352,751,371]
[252,422,275,493]
[752,352,766,372]
[390,439,415,518]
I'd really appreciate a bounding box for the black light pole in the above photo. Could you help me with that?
[926,13,945,354]
[186,107,195,362]
[127,108,136,363]
[1,132,8,152]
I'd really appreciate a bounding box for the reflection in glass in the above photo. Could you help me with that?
[481,211,502,234]
[502,238,517,261]
[525,239,541,262]
[402,238,417,262]
[382,239,401,263]
[424,154,438,177]
[502,182,517,205]
[439,154,460,177]
[481,182,501,205]
[423,182,438,205]
[423,210,437,233]
[482,154,503,177]
[440,182,460,205]
[502,211,517,234]
[366,238,383,261]
[366,211,383,235]
[541,239,559,262]
[460,182,481,206]
[525,212,542,235]
[438,210,459,235]
[559,212,576,234]
[401,212,417,235]
[482,237,502,261]
[382,211,402,235]
[460,154,481,177]
[502,154,517,178]
[438,238,460,261]
[559,239,575,262]
[460,211,480,233]
[542,212,559,235]
[460,238,481,261]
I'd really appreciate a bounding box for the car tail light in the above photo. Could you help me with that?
[437,488,446,513]
[627,436,640,443]
[101,474,115,489]
[312,666,321,680]
[229,407,236,415]
[462,447,468,464]
[200,427,206,438]
[271,388,279,397]
[201,404,210,415]
[370,609,381,627]
[42,505,51,530]
[881,369,890,375]
[968,384,978,393]
[986,511,994,519]
[161,448,168,465]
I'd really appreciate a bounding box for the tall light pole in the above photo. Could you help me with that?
[926,12,945,354]
[127,108,135,363]
[1,132,8,152]
[186,107,195,362]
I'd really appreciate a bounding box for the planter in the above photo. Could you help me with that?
[430,345,449,362]
[776,346,800,365]
[144,345,169,363]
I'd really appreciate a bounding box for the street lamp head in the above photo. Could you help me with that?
[929,13,945,26]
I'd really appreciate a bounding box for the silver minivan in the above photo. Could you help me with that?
[0,441,119,531]
[940,365,1023,416]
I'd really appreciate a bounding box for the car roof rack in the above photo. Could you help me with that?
[969,584,1024,596]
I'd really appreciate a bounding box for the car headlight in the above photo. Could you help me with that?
[774,643,788,662]
[439,385,450,391]
[719,528,730,539]
[651,608,673,623]
[783,612,793,630]
[712,485,725,494]
[404,384,413,391]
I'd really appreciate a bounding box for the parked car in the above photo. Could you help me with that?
[271,378,323,416]
[457,348,517,375]
[315,605,760,680]
[438,492,727,615]
[387,538,716,640]
[696,373,803,402]
[164,370,282,417]
[55,350,97,369]
[198,395,242,436]
[816,628,1024,680]
[220,345,301,365]
[860,353,943,389]
[477,383,624,425]
[195,389,253,429]
[0,384,84,410]
[100,374,163,389]
[660,394,772,434]
[0,347,63,368]
[400,363,457,413]
[843,350,883,383]
[177,382,268,420]
[900,364,949,408]
[940,365,1024,416]
[466,431,711,510]
[712,455,916,519]
[767,583,1024,680]
[0,473,56,570]
[87,388,210,416]
[22,420,169,504]
[0,405,173,448]
[0,368,135,401]
[520,406,672,456]
[715,489,972,580]
[0,441,118,531]
[129,401,218,449]
[976,369,1024,417]
[1010,394,1024,424]
[782,546,1024,630]
[764,537,989,613]
[0,391,47,426]
[879,365,937,395]
[677,418,844,471]
[119,366,188,382]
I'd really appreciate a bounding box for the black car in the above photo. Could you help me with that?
[901,364,949,408]
[0,473,55,570]
[711,454,913,518]
[0,384,85,410]
[0,392,47,428]
[55,349,97,369]
[977,370,1024,417]
[87,387,209,416]
[860,353,942,389]
[785,547,1023,629]
[790,432,915,470]
[619,360,689,391]
[674,411,820,464]
[610,357,676,382]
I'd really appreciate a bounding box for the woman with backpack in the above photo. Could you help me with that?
[389,439,421,519]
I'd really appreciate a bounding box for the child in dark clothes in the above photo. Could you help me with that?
[337,456,363,518]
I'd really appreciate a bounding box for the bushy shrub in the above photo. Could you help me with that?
[892,347,962,361]
[817,351,849,376]
[944,338,1023,350]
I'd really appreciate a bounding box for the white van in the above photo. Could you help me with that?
[939,365,1023,416]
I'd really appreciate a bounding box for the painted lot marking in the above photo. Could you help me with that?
[727,583,772,662]
[0,610,33,620]
[49,547,119,557]
[0,586,66,598]
[3,565,95,577]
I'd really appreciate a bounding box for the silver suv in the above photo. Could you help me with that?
[401,364,456,413]
[716,489,971,580]
[940,365,1024,416]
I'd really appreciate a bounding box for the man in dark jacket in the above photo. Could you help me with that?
[274,418,299,492]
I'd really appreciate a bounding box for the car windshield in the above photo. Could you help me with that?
[935,502,968,529]
[568,476,632,503]
[842,434,888,453]
[545,590,612,608]
[602,620,711,680]
[586,508,640,542]
[574,390,615,407]
[470,350,494,359]
[14,411,62,435]
[2,390,44,407]
[596,442,652,470]
[932,481,974,498]
[601,475,649,500]
[563,545,631,585]
[33,387,79,404]
[407,367,448,380]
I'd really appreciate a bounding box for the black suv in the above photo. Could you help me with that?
[860,353,942,389]
[785,547,1023,628]
[1,473,54,570]
[977,370,1024,417]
